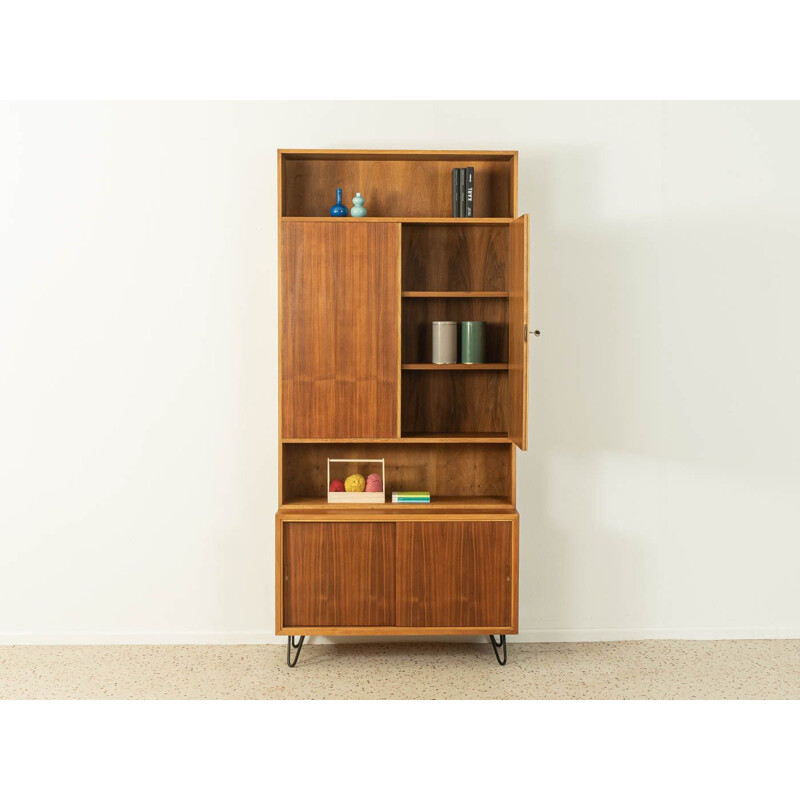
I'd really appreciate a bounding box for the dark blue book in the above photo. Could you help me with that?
[458,168,466,217]
[465,167,474,217]
[452,168,459,217]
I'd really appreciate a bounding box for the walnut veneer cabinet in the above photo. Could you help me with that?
[276,150,529,666]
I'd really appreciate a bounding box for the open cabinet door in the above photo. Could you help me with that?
[508,214,530,450]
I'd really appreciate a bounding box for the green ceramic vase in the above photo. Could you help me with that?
[461,321,486,364]
[351,192,367,217]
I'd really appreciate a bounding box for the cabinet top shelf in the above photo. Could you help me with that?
[282,434,513,444]
[281,217,516,225]
[279,149,517,161]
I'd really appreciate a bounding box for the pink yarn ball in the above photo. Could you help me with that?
[365,472,383,492]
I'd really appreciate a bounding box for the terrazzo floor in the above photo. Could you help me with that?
[1,640,798,700]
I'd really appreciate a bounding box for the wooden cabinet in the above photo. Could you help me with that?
[277,517,518,633]
[276,150,529,654]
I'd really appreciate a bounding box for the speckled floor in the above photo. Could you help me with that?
[1,640,798,700]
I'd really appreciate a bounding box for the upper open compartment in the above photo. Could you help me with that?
[279,150,517,219]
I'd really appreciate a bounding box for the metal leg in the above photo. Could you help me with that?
[488,635,507,666]
[286,635,305,667]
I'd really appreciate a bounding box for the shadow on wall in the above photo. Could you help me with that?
[517,147,800,637]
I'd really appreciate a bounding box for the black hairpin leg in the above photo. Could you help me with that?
[286,635,305,667]
[488,635,507,666]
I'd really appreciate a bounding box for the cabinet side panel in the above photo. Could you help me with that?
[281,222,400,438]
[396,521,512,627]
[283,522,396,626]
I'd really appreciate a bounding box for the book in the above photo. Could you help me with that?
[452,168,459,217]
[392,491,431,504]
[458,168,466,217]
[464,167,474,217]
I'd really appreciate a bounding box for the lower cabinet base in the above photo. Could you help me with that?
[277,514,520,634]
[277,626,516,636]
[282,633,511,668]
[277,512,518,668]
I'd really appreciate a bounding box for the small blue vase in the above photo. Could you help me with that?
[330,188,348,217]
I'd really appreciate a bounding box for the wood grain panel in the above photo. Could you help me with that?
[396,521,513,627]
[283,522,395,627]
[402,224,508,292]
[282,159,513,218]
[281,221,400,438]
[401,297,508,363]
[508,215,530,450]
[401,371,508,435]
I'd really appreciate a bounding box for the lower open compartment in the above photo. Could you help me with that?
[282,442,513,508]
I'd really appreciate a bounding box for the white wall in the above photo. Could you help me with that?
[1,101,798,643]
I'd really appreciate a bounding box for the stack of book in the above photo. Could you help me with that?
[451,167,474,217]
[392,491,431,504]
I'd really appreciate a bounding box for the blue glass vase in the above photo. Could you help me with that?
[330,188,348,217]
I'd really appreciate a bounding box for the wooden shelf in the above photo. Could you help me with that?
[402,363,508,371]
[281,496,514,511]
[402,291,509,298]
[400,432,510,441]
[283,435,512,443]
[281,217,514,225]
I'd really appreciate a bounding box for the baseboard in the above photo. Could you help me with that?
[1,627,799,645]
[514,626,800,642]
[0,632,272,645]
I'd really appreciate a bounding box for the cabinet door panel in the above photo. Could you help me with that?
[281,221,400,438]
[283,522,395,627]
[508,214,530,450]
[396,521,513,628]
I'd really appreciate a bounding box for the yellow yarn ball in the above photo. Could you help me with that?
[344,473,366,492]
